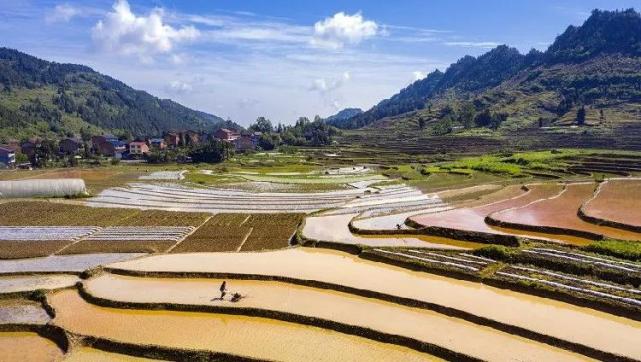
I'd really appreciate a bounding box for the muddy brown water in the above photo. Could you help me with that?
[411,183,562,234]
[582,179,641,229]
[85,273,591,361]
[0,274,79,294]
[107,248,641,360]
[491,183,641,241]
[0,332,64,362]
[0,299,50,325]
[50,289,440,362]
[303,213,478,249]
[0,253,146,274]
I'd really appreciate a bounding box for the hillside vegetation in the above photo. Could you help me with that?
[335,9,641,140]
[0,48,234,140]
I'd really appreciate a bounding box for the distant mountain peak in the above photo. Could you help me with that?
[325,108,363,127]
[546,8,641,63]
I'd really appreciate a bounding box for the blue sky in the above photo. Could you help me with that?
[1,0,639,125]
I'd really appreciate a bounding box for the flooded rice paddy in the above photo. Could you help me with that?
[85,273,594,361]
[581,178,641,229]
[410,183,564,235]
[303,213,476,249]
[107,248,641,360]
[0,274,79,294]
[50,289,439,362]
[0,332,64,362]
[491,183,641,241]
[0,299,50,325]
[0,253,145,273]
[64,347,161,361]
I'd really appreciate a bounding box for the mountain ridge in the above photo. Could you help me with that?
[0,47,237,141]
[336,8,641,130]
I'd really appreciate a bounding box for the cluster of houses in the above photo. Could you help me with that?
[0,128,261,168]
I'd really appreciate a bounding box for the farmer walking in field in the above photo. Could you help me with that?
[219,281,227,300]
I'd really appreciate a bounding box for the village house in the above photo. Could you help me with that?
[149,138,166,150]
[214,128,240,142]
[129,141,150,156]
[92,135,126,158]
[0,146,16,168]
[184,130,201,146]
[164,132,181,148]
[20,139,41,158]
[233,132,262,152]
[59,138,81,155]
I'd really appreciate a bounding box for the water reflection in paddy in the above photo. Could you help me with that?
[303,213,474,249]
[86,273,590,361]
[0,299,50,325]
[50,289,439,362]
[108,248,641,360]
[0,332,63,362]
[491,183,641,241]
[0,274,78,294]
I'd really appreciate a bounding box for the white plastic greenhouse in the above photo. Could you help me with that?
[0,179,88,198]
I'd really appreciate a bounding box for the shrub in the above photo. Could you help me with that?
[583,239,641,261]
[473,245,515,261]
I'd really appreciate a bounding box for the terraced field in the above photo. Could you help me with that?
[105,248,641,361]
[172,213,302,252]
[580,178,641,231]
[488,183,641,241]
[4,158,641,361]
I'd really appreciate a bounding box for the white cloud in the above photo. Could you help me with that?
[309,71,352,110]
[167,80,193,93]
[444,41,499,49]
[46,3,80,23]
[92,0,199,61]
[312,12,378,49]
[413,71,426,81]
[310,71,350,92]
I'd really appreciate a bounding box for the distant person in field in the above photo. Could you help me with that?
[219,281,227,300]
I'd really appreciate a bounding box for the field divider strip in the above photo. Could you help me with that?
[236,227,255,252]
[76,282,481,362]
[166,215,213,253]
[101,267,635,362]
[51,226,103,256]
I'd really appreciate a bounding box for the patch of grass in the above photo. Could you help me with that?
[59,240,176,254]
[0,201,138,226]
[0,240,73,259]
[473,244,517,261]
[583,239,641,261]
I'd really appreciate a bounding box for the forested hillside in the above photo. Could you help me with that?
[338,9,641,132]
[0,48,232,140]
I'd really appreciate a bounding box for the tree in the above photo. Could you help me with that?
[576,106,586,126]
[32,139,58,168]
[432,117,453,136]
[189,140,234,163]
[489,113,508,130]
[458,102,476,129]
[258,133,278,151]
[417,117,426,130]
[80,127,92,142]
[249,117,273,133]
[474,109,493,127]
